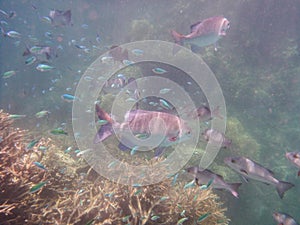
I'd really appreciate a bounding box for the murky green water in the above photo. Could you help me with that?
[1,1,299,224]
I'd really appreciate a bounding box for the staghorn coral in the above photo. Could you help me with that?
[0,109,229,225]
[0,110,50,224]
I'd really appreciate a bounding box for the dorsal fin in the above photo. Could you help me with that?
[190,21,202,32]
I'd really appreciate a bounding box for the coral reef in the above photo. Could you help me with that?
[0,110,50,223]
[0,110,229,224]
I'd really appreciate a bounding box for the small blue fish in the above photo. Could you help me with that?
[36,64,54,72]
[123,59,134,66]
[26,139,39,151]
[130,146,139,155]
[5,30,21,38]
[172,173,179,186]
[7,114,25,119]
[65,146,72,153]
[159,99,173,110]
[134,189,142,195]
[177,217,188,225]
[29,181,47,193]
[197,213,210,223]
[38,146,48,151]
[131,49,144,56]
[33,162,47,170]
[61,94,76,102]
[151,215,160,221]
[184,180,196,189]
[25,56,37,65]
[160,196,169,201]
[159,88,171,94]
[180,210,186,217]
[152,67,167,74]
[122,215,131,222]
[199,178,214,190]
[97,120,108,125]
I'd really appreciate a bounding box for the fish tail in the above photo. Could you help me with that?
[23,46,30,56]
[0,26,5,36]
[276,181,294,199]
[171,30,184,45]
[212,106,224,120]
[228,183,242,198]
[94,104,115,143]
[63,10,72,25]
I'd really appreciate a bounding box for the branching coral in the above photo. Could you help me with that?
[0,110,229,224]
[0,110,51,224]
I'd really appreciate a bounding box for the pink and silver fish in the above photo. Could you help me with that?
[224,156,294,199]
[186,166,241,198]
[49,9,72,27]
[94,104,192,156]
[202,128,231,148]
[171,16,230,52]
[273,212,299,225]
[285,151,300,177]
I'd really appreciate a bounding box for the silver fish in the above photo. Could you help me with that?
[188,105,222,122]
[224,156,294,198]
[171,16,230,52]
[186,166,241,198]
[273,212,299,225]
[94,105,192,156]
[285,151,300,177]
[49,9,72,27]
[23,45,55,60]
[202,128,231,148]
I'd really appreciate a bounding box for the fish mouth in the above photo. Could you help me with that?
[219,18,230,36]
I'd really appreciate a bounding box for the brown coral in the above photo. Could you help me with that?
[0,110,229,225]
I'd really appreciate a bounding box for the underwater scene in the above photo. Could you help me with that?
[0,0,300,224]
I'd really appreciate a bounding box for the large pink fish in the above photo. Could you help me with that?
[171,16,230,52]
[94,104,192,156]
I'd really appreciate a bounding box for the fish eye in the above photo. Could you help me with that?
[231,159,236,163]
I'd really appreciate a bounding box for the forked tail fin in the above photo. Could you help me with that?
[171,30,184,45]
[228,183,242,198]
[276,181,294,199]
[94,104,114,144]
[171,30,184,55]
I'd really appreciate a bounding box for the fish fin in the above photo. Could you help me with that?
[94,123,113,143]
[23,47,30,56]
[118,142,130,151]
[214,43,219,51]
[240,175,249,183]
[276,181,294,199]
[45,52,51,60]
[228,183,242,198]
[62,10,72,25]
[211,106,224,120]
[190,21,202,33]
[240,169,248,176]
[95,104,114,123]
[171,30,184,45]
[154,146,166,157]
[190,44,202,53]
